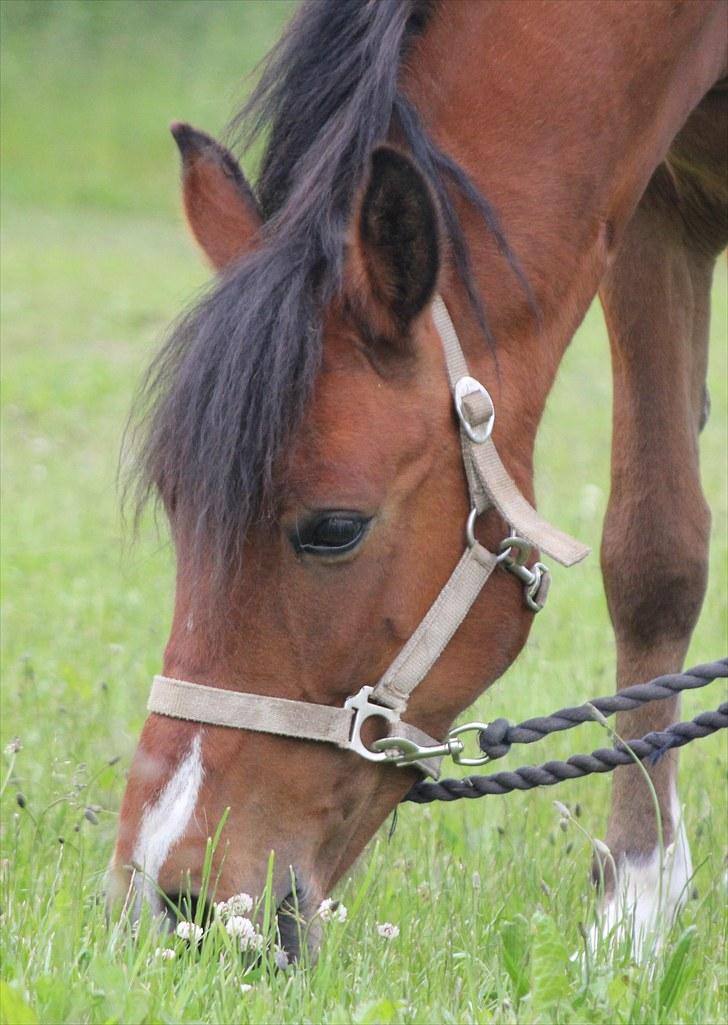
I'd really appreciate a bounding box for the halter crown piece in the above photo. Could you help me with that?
[148,296,590,779]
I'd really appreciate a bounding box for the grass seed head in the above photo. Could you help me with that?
[553,800,571,820]
[274,947,290,970]
[4,737,22,756]
[592,838,611,858]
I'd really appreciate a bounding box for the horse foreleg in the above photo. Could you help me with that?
[595,172,721,957]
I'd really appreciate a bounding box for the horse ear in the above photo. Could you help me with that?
[170,122,262,271]
[354,145,441,329]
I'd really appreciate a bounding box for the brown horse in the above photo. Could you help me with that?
[109,0,727,959]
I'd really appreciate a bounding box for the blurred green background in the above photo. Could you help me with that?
[1,3,726,1024]
[1,1,295,770]
[1,0,293,214]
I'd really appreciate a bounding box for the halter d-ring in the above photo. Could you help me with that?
[465,506,480,549]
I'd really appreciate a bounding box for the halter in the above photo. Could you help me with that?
[148,296,589,779]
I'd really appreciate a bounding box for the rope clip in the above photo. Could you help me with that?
[373,721,492,768]
[497,535,550,612]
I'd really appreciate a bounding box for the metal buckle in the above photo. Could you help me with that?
[344,686,400,763]
[454,376,495,444]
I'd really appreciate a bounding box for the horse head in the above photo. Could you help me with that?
[109,124,534,957]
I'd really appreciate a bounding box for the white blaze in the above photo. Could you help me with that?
[132,733,204,914]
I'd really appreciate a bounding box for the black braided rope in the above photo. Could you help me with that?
[477,658,728,759]
[403,660,728,805]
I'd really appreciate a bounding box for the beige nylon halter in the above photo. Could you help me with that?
[148,295,590,779]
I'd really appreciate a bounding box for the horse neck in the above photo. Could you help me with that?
[405,0,724,492]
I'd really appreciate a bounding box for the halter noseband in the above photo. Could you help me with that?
[148,296,589,779]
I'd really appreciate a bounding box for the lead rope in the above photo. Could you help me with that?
[402,658,728,803]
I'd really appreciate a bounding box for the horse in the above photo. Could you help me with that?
[109,0,727,961]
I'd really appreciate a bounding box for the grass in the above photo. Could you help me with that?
[1,3,726,1023]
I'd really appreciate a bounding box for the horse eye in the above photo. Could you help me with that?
[293,513,369,556]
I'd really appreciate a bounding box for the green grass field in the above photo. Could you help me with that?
[1,3,726,1023]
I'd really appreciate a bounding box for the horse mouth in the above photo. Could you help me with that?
[161,881,319,963]
[276,892,301,960]
[276,881,320,963]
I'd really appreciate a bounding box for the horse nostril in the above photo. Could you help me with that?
[275,889,302,961]
[275,881,321,963]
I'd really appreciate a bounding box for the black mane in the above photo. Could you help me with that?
[129,0,526,581]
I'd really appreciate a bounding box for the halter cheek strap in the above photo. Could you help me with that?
[147,295,590,780]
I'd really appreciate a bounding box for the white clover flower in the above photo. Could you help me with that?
[175,921,204,943]
[214,892,254,920]
[240,930,265,954]
[4,737,21,757]
[318,897,334,919]
[317,898,347,923]
[225,914,264,953]
[226,892,254,915]
[225,916,256,941]
[376,922,400,940]
[153,947,176,960]
[240,984,254,994]
[274,946,290,970]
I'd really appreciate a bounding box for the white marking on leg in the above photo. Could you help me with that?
[668,785,693,908]
[132,733,204,915]
[593,783,693,960]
